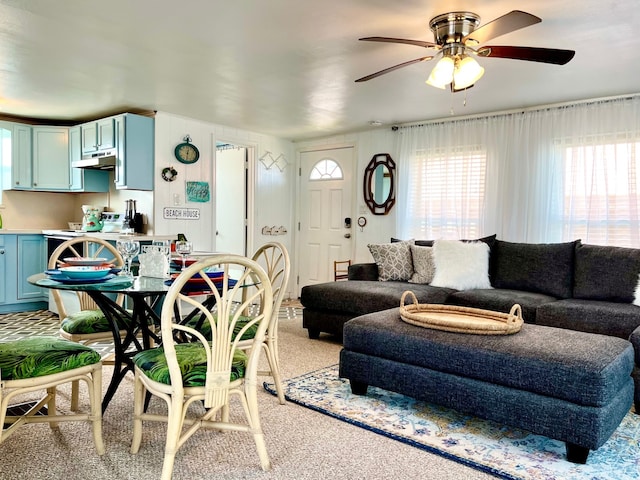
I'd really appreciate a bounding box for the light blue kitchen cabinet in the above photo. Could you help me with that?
[69,126,109,192]
[0,234,47,313]
[32,126,70,190]
[114,113,154,191]
[81,117,115,155]
[0,122,32,190]
[0,235,6,305]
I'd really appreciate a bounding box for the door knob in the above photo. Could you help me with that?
[344,233,351,239]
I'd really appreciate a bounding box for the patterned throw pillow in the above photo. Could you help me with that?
[408,245,435,284]
[368,240,414,281]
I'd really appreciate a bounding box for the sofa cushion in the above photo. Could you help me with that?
[446,288,557,324]
[431,240,492,290]
[368,240,414,281]
[573,243,640,303]
[392,234,496,248]
[408,245,435,284]
[536,299,640,339]
[300,281,453,317]
[347,262,378,281]
[490,240,578,299]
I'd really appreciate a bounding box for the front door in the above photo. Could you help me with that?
[298,146,354,291]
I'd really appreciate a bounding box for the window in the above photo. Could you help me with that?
[562,141,640,247]
[405,146,486,240]
[309,158,343,180]
[0,126,12,204]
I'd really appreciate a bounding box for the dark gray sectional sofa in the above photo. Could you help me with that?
[300,238,640,410]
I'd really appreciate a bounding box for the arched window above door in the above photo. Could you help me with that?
[309,158,343,180]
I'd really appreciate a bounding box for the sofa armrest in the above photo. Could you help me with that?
[348,263,378,281]
[630,326,640,365]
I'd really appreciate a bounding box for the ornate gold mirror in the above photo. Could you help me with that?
[363,153,396,215]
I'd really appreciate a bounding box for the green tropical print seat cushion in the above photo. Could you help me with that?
[0,336,101,380]
[133,344,248,386]
[183,314,258,342]
[61,309,130,335]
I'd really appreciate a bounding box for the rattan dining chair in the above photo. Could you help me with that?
[130,254,274,480]
[0,336,104,454]
[48,236,127,410]
[238,242,290,404]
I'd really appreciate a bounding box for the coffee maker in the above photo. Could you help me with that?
[123,199,144,233]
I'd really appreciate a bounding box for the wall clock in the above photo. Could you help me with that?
[174,136,200,164]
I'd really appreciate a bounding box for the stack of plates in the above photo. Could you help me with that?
[45,265,116,284]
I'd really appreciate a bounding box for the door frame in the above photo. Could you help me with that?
[294,142,357,296]
[213,136,256,257]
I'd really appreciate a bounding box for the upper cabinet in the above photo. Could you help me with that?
[114,113,154,191]
[1,113,153,194]
[32,126,69,190]
[0,123,32,190]
[69,126,109,192]
[81,117,115,154]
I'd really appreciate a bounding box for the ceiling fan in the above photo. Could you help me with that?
[355,10,575,91]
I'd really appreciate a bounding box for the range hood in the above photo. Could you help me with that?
[72,151,116,170]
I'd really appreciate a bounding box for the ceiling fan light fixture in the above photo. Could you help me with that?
[452,55,484,90]
[426,56,454,89]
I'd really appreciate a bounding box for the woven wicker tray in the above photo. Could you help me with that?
[399,291,523,335]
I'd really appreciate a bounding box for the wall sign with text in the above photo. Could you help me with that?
[163,207,201,220]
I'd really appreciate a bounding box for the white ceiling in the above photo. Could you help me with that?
[0,0,638,141]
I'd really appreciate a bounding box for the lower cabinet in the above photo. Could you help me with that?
[0,234,47,314]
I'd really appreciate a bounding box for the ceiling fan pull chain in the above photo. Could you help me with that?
[450,89,455,116]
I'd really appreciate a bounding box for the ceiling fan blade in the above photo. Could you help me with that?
[359,36,438,49]
[355,56,433,82]
[477,45,575,65]
[463,10,541,45]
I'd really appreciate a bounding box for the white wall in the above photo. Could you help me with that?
[152,112,296,295]
[295,128,399,265]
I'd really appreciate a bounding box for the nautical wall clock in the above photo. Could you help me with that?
[174,135,200,164]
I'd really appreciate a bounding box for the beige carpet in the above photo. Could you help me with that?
[0,308,493,480]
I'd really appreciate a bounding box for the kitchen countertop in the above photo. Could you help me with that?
[42,230,176,242]
[0,229,49,234]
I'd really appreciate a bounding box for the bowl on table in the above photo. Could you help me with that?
[59,266,112,280]
[63,257,109,266]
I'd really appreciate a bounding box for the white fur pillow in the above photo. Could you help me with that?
[430,240,492,290]
[633,274,640,306]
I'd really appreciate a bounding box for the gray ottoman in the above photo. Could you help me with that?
[339,308,634,463]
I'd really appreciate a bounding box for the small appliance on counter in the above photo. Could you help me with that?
[101,212,126,233]
[81,205,104,232]
[123,199,145,234]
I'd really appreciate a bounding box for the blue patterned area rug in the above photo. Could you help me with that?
[264,365,640,480]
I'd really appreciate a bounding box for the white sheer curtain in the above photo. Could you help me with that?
[394,96,640,247]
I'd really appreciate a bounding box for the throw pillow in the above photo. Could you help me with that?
[391,234,496,248]
[490,240,578,299]
[368,240,414,281]
[408,245,435,284]
[430,240,492,290]
[573,242,640,303]
[634,275,640,306]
